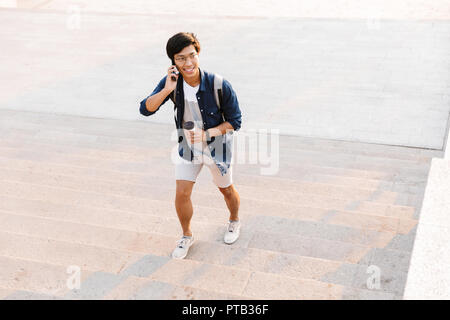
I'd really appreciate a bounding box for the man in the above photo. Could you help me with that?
[139,32,243,259]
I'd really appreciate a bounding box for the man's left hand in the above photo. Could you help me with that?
[189,129,207,144]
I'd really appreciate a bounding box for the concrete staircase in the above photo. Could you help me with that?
[0,109,442,300]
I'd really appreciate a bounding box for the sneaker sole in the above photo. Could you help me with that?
[224,233,240,245]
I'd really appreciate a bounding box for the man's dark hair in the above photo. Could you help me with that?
[166,32,201,64]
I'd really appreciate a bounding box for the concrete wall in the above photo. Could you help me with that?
[404,119,450,299]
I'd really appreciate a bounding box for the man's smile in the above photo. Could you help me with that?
[183,67,195,75]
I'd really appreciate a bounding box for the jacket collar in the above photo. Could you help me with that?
[198,67,206,92]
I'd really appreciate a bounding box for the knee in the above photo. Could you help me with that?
[176,188,192,200]
[219,185,234,198]
[176,181,193,200]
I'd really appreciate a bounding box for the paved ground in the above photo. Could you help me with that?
[5,0,450,19]
[1,0,450,148]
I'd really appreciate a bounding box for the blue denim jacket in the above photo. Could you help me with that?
[139,68,242,175]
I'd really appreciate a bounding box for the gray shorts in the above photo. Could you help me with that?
[175,154,232,188]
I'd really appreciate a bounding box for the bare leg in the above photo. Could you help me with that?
[175,180,195,237]
[218,184,240,221]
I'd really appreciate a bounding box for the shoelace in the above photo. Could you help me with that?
[177,237,190,248]
[228,221,239,233]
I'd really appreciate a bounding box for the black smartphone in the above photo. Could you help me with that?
[170,59,179,81]
[171,67,179,81]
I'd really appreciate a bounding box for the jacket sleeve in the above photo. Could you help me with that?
[139,76,171,116]
[221,78,242,131]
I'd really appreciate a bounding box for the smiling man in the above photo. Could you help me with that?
[139,32,243,259]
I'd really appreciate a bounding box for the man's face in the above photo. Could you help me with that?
[173,44,199,81]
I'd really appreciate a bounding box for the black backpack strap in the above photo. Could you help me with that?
[218,88,223,114]
[169,90,176,104]
[213,74,224,121]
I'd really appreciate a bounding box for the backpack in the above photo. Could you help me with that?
[170,74,224,121]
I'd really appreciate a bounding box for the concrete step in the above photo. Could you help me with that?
[0,231,315,300]
[0,214,402,298]
[0,230,145,275]
[0,109,442,160]
[99,275,252,300]
[0,255,250,300]
[143,257,396,300]
[0,128,433,176]
[0,127,433,176]
[0,197,408,250]
[0,193,415,236]
[0,206,413,286]
[0,172,418,221]
[1,129,428,198]
[0,154,427,195]
[0,143,427,187]
[0,130,431,185]
[0,112,435,173]
[0,255,94,298]
[0,250,393,300]
[0,162,422,209]
[0,288,63,300]
[0,288,15,300]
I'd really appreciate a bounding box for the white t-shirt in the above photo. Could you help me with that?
[182,80,210,159]
[182,80,202,129]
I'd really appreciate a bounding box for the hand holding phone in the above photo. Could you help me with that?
[170,65,179,81]
[165,65,179,92]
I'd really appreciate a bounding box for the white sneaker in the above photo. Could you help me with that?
[171,235,194,259]
[224,220,241,244]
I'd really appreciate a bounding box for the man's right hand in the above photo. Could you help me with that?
[144,66,178,113]
[164,65,179,92]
